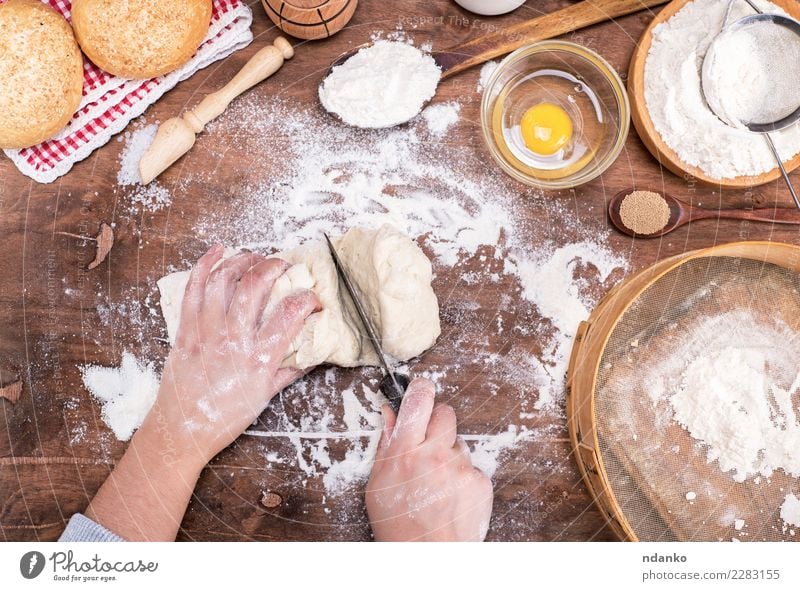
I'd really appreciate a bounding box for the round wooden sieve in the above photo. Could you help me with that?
[568,241,800,541]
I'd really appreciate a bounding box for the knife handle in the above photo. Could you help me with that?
[379,372,410,411]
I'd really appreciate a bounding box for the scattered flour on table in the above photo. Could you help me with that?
[129,183,172,212]
[246,377,529,493]
[117,124,157,185]
[80,351,159,441]
[370,28,415,45]
[116,123,172,212]
[319,388,382,492]
[206,99,509,267]
[69,421,88,445]
[422,101,461,136]
[510,242,627,410]
[781,493,800,532]
[644,0,800,179]
[477,60,499,92]
[468,425,532,478]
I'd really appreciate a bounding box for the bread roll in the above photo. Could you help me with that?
[72,0,212,79]
[0,0,84,149]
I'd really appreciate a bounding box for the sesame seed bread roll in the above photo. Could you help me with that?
[71,0,212,79]
[0,0,84,149]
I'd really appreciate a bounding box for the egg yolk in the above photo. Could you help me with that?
[520,103,573,156]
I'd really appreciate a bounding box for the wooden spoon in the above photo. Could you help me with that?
[608,188,800,238]
[322,0,668,127]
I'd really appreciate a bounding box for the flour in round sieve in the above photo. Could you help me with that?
[642,311,800,482]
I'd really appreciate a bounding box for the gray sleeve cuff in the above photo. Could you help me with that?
[58,513,126,542]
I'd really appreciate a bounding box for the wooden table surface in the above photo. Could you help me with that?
[2,0,799,542]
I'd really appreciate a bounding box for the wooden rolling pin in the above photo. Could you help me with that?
[139,37,294,184]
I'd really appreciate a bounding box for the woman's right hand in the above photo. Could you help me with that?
[366,378,494,541]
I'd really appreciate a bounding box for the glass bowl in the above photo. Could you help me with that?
[480,41,630,190]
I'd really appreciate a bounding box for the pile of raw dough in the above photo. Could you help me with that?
[157,225,441,368]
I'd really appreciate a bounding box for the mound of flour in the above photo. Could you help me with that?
[81,351,159,442]
[644,311,800,482]
[319,40,441,129]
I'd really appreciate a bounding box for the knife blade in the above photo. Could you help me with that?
[324,233,409,406]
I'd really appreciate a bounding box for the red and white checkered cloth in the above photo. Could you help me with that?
[2,0,253,183]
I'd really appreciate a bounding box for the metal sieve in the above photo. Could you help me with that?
[701,0,800,207]
[568,242,800,541]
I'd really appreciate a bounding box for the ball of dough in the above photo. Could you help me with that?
[0,0,83,149]
[157,225,441,369]
[261,0,357,41]
[71,0,212,79]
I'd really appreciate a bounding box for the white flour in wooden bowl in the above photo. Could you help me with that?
[644,0,800,179]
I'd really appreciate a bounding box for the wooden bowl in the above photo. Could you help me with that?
[628,0,800,188]
[261,0,357,40]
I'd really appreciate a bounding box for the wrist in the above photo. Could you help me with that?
[132,415,208,477]
[86,413,205,542]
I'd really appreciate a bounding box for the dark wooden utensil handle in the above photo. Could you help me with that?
[436,0,668,78]
[379,372,410,411]
[690,206,800,224]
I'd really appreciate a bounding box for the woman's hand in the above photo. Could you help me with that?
[86,245,319,541]
[366,378,494,542]
[145,244,320,466]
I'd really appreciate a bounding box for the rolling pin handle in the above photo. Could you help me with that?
[138,37,294,184]
[275,36,294,60]
[192,38,293,126]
